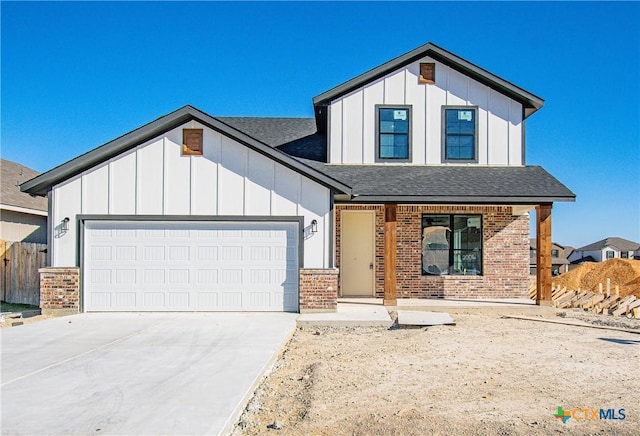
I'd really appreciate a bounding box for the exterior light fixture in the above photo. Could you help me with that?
[311,219,318,233]
[61,217,70,232]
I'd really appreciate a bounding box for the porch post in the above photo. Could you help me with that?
[383,204,397,306]
[536,204,552,305]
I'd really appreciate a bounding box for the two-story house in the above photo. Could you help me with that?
[21,42,575,313]
[568,237,640,263]
[529,239,570,276]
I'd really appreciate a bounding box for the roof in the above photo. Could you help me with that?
[0,159,48,213]
[20,106,350,197]
[218,117,327,162]
[312,42,544,118]
[298,161,575,204]
[575,237,640,252]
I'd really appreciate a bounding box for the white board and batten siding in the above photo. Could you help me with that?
[51,120,331,270]
[328,55,524,165]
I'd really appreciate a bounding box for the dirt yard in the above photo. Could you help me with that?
[234,310,639,435]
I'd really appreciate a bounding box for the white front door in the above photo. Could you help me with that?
[83,220,299,312]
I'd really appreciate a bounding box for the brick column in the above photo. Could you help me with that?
[39,267,80,315]
[299,268,338,313]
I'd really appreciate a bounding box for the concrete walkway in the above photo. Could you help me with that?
[1,312,297,436]
[297,297,554,327]
[298,302,392,327]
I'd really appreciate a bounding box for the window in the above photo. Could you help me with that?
[421,214,482,276]
[377,106,410,160]
[551,249,559,258]
[443,107,477,162]
[606,250,615,259]
[182,128,203,156]
[621,251,629,259]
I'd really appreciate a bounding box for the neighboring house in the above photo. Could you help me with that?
[568,237,640,263]
[529,239,569,276]
[21,42,575,313]
[0,159,48,243]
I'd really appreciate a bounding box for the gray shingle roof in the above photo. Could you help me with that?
[1,159,47,212]
[217,117,326,161]
[298,161,575,203]
[575,237,640,252]
[216,117,315,147]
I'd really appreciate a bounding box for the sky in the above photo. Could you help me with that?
[1,1,639,249]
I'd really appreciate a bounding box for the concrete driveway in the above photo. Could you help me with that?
[1,312,297,435]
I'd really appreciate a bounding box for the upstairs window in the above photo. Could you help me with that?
[551,249,559,258]
[443,107,478,162]
[377,106,411,161]
[421,214,482,276]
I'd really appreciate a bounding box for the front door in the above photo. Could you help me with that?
[341,211,375,296]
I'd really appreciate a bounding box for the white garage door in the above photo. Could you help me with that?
[83,220,299,312]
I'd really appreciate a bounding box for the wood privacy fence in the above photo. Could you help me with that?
[1,240,47,305]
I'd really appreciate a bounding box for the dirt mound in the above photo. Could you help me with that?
[552,258,640,298]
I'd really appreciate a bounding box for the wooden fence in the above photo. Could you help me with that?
[1,240,47,306]
[529,281,640,318]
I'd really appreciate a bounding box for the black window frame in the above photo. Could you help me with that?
[375,105,412,162]
[421,214,483,276]
[441,106,479,163]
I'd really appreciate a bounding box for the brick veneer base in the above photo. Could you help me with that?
[336,205,530,299]
[299,268,339,312]
[39,267,80,315]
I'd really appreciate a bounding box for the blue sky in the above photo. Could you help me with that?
[2,1,639,248]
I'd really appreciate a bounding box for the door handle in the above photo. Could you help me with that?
[369,262,374,270]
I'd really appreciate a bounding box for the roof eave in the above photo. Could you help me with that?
[336,195,575,204]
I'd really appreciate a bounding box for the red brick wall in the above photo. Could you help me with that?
[299,268,339,312]
[39,267,80,313]
[336,205,530,299]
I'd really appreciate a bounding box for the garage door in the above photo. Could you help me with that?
[83,220,299,312]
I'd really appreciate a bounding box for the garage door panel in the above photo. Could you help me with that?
[84,220,299,312]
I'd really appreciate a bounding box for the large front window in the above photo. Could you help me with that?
[443,107,477,162]
[421,214,482,276]
[377,106,410,160]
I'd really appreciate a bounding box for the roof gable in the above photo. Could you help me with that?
[20,106,350,196]
[312,42,544,119]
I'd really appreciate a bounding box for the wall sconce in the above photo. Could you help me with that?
[310,219,318,233]
[61,217,70,233]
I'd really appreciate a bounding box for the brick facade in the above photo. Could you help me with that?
[299,268,339,312]
[336,205,530,299]
[39,267,80,315]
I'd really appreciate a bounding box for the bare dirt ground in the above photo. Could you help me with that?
[234,309,640,435]
[0,313,54,328]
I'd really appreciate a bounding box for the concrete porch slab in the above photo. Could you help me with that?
[397,310,456,326]
[297,302,392,327]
